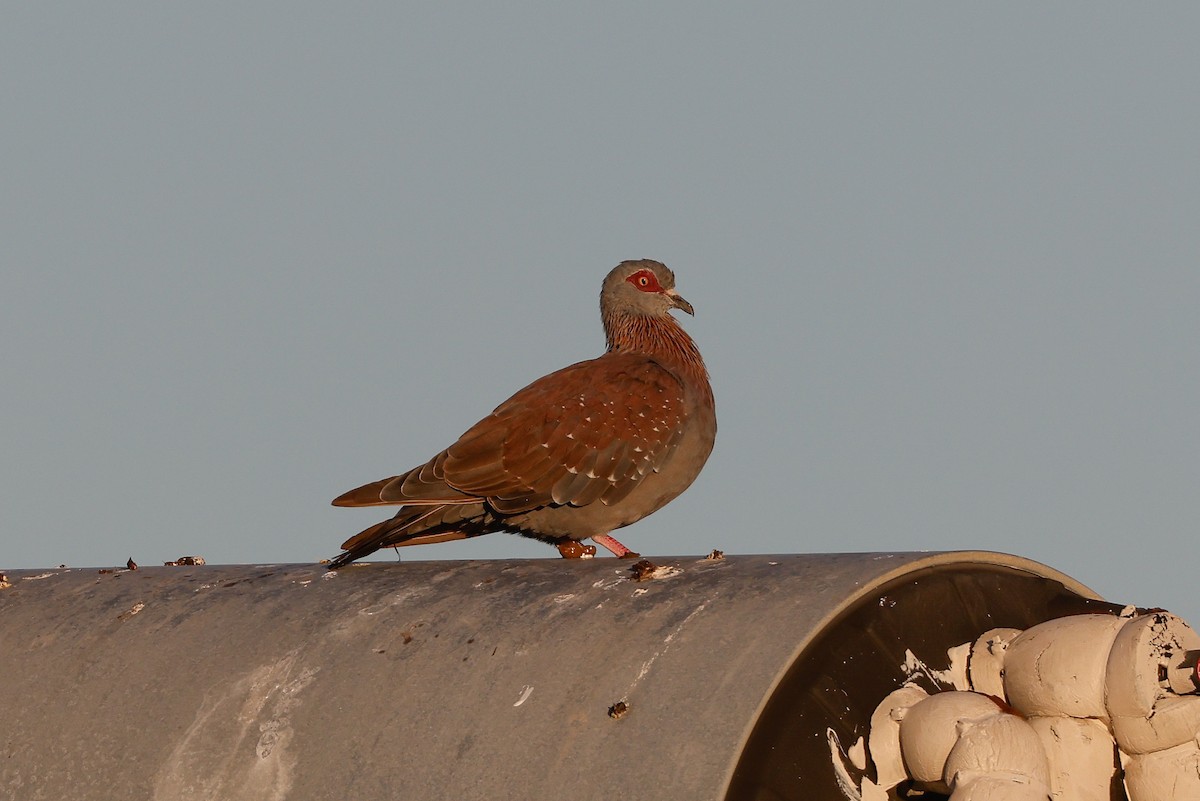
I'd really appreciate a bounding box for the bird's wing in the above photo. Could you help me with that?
[443,353,688,512]
[331,465,477,507]
[331,353,688,513]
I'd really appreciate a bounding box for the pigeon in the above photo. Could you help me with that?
[327,259,715,568]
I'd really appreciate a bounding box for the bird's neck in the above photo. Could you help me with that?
[604,313,710,388]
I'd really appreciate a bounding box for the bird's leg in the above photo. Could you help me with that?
[592,533,641,559]
[556,541,597,559]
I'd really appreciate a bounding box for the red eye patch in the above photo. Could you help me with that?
[626,269,664,293]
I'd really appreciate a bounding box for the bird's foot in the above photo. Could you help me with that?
[592,534,640,559]
[556,541,597,559]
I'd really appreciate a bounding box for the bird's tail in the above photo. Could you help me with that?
[325,505,475,569]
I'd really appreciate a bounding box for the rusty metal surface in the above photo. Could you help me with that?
[0,552,1097,801]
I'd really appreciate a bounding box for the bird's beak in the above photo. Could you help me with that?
[666,289,695,316]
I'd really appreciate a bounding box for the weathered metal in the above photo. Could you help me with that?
[0,552,1105,800]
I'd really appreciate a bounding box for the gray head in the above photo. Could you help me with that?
[600,259,694,319]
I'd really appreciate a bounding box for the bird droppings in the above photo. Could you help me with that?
[632,588,649,597]
[628,560,682,581]
[703,549,725,561]
[629,560,656,580]
[901,645,971,690]
[554,594,577,604]
[118,602,145,621]
[21,572,59,581]
[608,701,630,720]
[513,685,535,707]
[164,556,206,566]
[126,557,138,570]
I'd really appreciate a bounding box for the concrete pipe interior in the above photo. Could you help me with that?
[725,555,1115,800]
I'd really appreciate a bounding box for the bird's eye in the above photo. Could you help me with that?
[627,270,661,292]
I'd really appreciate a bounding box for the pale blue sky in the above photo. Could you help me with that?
[3,5,1197,622]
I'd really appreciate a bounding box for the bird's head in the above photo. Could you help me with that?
[601,259,694,319]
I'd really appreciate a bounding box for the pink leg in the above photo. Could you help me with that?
[592,533,641,559]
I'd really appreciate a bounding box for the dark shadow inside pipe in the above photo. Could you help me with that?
[725,564,1124,801]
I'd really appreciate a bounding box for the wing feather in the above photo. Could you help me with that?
[442,353,689,507]
[332,352,690,514]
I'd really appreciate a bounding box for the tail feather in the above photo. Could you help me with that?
[326,504,480,569]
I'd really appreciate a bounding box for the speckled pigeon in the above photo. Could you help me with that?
[327,259,716,567]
